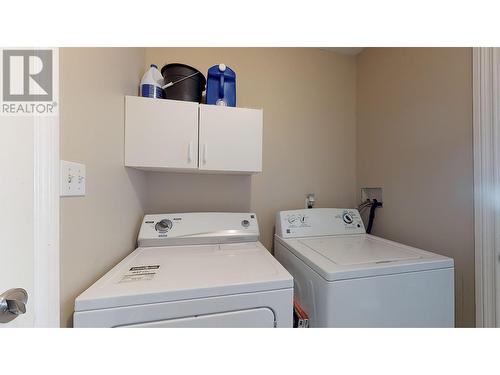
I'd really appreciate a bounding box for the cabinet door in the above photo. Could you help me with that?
[198,104,263,173]
[125,96,198,171]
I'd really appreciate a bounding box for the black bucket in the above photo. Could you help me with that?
[161,63,206,103]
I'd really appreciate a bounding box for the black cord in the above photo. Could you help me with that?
[366,199,382,234]
[359,205,370,214]
[358,201,371,211]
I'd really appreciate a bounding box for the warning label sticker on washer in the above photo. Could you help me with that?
[119,265,160,283]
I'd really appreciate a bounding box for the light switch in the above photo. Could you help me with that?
[60,160,86,197]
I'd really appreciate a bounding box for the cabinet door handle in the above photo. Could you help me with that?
[188,142,193,163]
[203,143,208,164]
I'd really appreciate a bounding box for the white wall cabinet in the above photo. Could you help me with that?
[125,96,199,171]
[198,104,263,173]
[124,96,263,174]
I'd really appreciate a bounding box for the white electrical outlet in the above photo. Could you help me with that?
[60,160,86,197]
[305,193,316,209]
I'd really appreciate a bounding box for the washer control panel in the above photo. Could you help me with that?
[138,212,259,247]
[276,208,365,238]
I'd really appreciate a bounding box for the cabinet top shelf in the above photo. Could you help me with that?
[125,95,263,112]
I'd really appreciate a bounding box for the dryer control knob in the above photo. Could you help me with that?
[155,219,173,233]
[343,213,353,224]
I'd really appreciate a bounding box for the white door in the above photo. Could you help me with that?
[473,48,500,327]
[198,104,263,173]
[124,96,199,171]
[0,117,35,327]
[0,117,59,328]
[0,48,59,327]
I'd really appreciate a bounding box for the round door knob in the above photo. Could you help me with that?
[0,288,28,324]
[155,219,173,233]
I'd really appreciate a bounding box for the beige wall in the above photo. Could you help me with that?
[356,48,474,327]
[144,48,358,250]
[59,47,358,326]
[59,47,474,328]
[59,48,147,327]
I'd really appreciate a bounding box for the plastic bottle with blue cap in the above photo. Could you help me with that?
[140,64,165,99]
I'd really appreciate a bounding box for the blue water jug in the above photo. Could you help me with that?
[206,64,236,107]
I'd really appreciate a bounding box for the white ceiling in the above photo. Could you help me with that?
[320,47,365,55]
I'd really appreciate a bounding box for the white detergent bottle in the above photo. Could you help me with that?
[140,64,164,98]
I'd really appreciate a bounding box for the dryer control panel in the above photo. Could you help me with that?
[276,208,365,239]
[138,212,259,247]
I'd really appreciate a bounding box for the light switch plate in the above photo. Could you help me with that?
[60,160,86,197]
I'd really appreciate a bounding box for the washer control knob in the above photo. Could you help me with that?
[288,215,297,224]
[343,213,353,224]
[155,219,173,233]
[241,220,250,228]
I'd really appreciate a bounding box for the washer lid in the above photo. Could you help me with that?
[299,236,422,265]
[74,242,293,312]
[278,234,454,281]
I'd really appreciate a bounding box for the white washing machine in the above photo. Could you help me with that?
[74,213,293,328]
[274,208,455,327]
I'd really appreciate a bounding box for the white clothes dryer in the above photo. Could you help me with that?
[74,212,293,328]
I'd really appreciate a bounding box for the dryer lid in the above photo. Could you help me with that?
[74,241,293,312]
